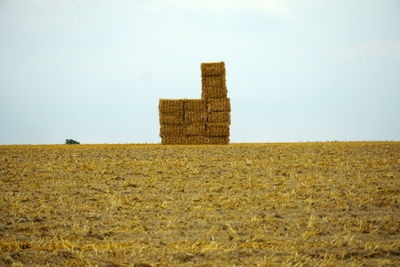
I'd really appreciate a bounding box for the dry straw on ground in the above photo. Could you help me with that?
[1,142,399,266]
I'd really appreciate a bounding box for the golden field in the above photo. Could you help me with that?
[0,142,399,266]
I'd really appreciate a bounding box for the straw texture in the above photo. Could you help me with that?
[159,99,184,113]
[184,123,206,136]
[206,123,230,137]
[184,111,207,124]
[201,62,226,76]
[207,112,231,124]
[202,87,227,99]
[161,136,185,145]
[159,112,184,125]
[184,99,207,112]
[207,98,231,112]
[160,124,184,137]
[208,136,230,145]
[201,76,226,88]
[185,136,208,145]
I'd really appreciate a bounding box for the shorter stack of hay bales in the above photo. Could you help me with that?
[159,99,208,145]
[159,61,231,145]
[159,100,185,144]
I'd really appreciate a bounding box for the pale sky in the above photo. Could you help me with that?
[1,0,399,144]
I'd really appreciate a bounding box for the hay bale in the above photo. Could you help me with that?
[202,75,226,88]
[207,112,231,124]
[185,136,208,145]
[184,123,206,136]
[160,124,184,137]
[201,62,226,76]
[159,112,184,125]
[206,123,230,136]
[201,87,227,99]
[159,99,184,113]
[184,111,207,124]
[161,136,185,145]
[208,136,229,145]
[184,99,207,112]
[207,98,231,112]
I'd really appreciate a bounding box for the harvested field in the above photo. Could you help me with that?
[1,142,400,266]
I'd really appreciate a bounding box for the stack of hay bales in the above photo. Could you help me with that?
[201,62,231,145]
[159,61,231,145]
[183,99,208,144]
[159,100,184,145]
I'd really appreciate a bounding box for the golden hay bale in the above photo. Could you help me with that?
[184,123,206,136]
[207,112,231,124]
[208,136,229,145]
[159,112,184,125]
[201,62,226,76]
[206,123,230,136]
[161,136,185,145]
[207,98,231,112]
[201,87,227,99]
[184,99,207,112]
[201,75,226,88]
[160,124,184,137]
[184,136,208,145]
[184,111,207,124]
[159,99,184,113]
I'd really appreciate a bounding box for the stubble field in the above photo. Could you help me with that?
[1,142,399,266]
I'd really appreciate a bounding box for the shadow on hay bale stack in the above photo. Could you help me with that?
[159,62,231,145]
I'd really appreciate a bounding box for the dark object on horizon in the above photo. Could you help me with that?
[65,139,80,145]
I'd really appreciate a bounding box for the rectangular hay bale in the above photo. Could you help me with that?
[184,136,208,145]
[184,99,207,112]
[202,75,226,88]
[207,98,231,112]
[184,123,206,136]
[207,112,231,123]
[159,112,184,125]
[161,136,186,145]
[160,124,184,137]
[201,87,227,99]
[184,111,207,124]
[206,123,230,136]
[159,99,184,113]
[201,62,226,76]
[208,136,229,145]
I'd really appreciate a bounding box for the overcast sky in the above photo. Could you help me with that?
[1,0,399,144]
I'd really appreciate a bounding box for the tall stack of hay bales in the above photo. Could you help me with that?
[159,61,231,145]
[201,62,231,145]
